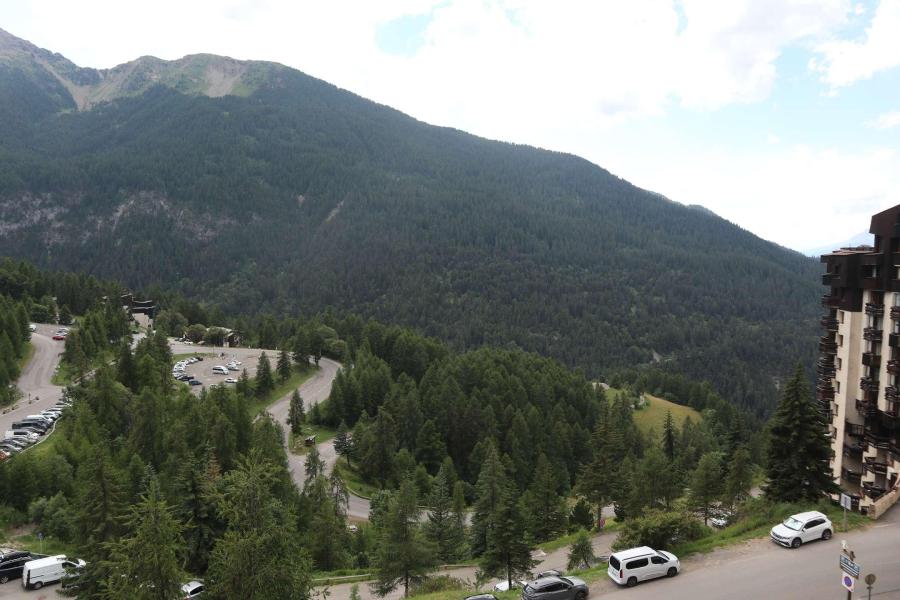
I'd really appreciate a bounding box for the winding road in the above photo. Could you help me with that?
[1,325,66,435]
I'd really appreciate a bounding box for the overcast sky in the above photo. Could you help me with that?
[6,0,900,252]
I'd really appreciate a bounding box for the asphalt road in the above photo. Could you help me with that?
[1,325,65,436]
[264,358,373,519]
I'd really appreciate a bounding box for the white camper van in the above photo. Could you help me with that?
[22,555,85,590]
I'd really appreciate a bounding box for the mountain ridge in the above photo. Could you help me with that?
[0,29,822,416]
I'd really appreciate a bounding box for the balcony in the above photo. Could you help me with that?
[889,359,900,376]
[863,481,886,499]
[865,430,891,449]
[860,376,880,393]
[822,272,840,286]
[842,467,863,485]
[866,303,885,317]
[816,383,835,402]
[891,306,900,321]
[843,442,865,458]
[823,295,840,308]
[862,351,882,368]
[856,398,877,417]
[820,315,839,331]
[891,333,900,348]
[886,385,900,402]
[864,457,888,475]
[820,337,838,354]
[847,423,866,437]
[864,327,884,343]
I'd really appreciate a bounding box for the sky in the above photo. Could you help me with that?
[4,0,900,253]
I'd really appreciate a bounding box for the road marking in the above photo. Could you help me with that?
[873,523,897,528]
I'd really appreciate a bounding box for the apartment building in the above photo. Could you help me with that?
[820,205,900,517]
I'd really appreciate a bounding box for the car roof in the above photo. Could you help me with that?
[182,580,204,590]
[25,555,67,569]
[792,511,827,521]
[610,546,657,560]
[530,576,567,588]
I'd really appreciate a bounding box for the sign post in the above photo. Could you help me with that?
[841,542,859,599]
[840,493,852,531]
[865,573,876,600]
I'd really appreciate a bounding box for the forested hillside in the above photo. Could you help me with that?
[0,29,821,416]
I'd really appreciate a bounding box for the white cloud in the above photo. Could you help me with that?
[767,132,781,144]
[605,144,900,250]
[868,110,900,129]
[812,0,900,88]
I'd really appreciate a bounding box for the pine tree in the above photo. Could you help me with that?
[566,530,595,570]
[288,390,305,435]
[725,445,754,507]
[373,479,435,597]
[236,368,252,399]
[765,365,839,502]
[689,452,723,525]
[424,465,466,563]
[305,444,326,485]
[58,304,73,326]
[662,410,677,460]
[254,351,275,398]
[334,420,353,466]
[470,444,505,557]
[569,499,594,533]
[206,452,312,600]
[480,479,536,591]
[575,419,616,526]
[277,348,292,383]
[100,477,185,600]
[521,453,567,543]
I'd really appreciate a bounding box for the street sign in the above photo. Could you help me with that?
[841,555,861,578]
[865,573,876,586]
[841,493,852,510]
[842,574,855,592]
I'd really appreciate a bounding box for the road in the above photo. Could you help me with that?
[1,325,65,436]
[264,358,371,520]
[323,529,618,600]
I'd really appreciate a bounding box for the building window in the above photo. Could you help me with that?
[838,334,844,347]
[839,311,845,324]
[836,380,841,393]
[837,357,842,370]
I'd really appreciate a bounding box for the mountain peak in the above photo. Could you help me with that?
[0,29,278,110]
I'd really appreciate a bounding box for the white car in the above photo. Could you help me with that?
[29,324,37,332]
[608,546,680,587]
[224,378,238,384]
[493,580,527,592]
[212,366,229,375]
[770,511,833,548]
[181,580,205,598]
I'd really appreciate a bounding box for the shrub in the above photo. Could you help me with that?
[0,504,27,529]
[411,575,465,595]
[612,510,706,551]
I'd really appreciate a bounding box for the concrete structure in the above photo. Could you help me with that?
[821,205,900,515]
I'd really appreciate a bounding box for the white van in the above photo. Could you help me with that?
[212,366,229,375]
[607,546,680,587]
[22,555,85,590]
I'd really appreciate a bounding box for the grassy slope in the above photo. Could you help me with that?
[631,393,702,435]
[16,341,34,373]
[245,365,317,417]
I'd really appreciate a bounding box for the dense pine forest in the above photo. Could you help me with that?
[0,29,823,418]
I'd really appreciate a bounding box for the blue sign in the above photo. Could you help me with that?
[842,574,855,592]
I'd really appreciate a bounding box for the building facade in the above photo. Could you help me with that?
[821,205,900,517]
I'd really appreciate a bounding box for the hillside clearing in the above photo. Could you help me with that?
[632,393,702,434]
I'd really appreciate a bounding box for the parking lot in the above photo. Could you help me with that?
[168,340,271,394]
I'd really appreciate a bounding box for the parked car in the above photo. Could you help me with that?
[28,324,37,332]
[608,546,680,587]
[493,579,527,592]
[193,356,204,362]
[212,366,229,375]
[189,379,202,386]
[224,378,238,384]
[465,595,497,600]
[52,334,65,341]
[12,421,48,433]
[21,555,85,590]
[8,431,40,442]
[181,580,205,598]
[0,551,39,584]
[522,576,588,600]
[770,511,832,548]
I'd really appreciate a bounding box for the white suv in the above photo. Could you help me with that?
[770,511,832,548]
[608,546,680,587]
